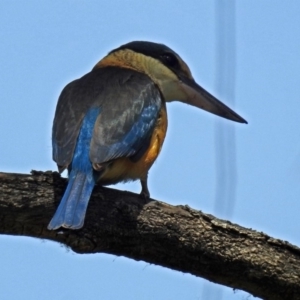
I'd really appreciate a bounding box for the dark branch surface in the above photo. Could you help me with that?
[0,171,299,300]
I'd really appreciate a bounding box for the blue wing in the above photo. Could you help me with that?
[52,67,162,169]
[89,86,162,163]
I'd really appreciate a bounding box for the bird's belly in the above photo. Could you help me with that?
[98,106,168,185]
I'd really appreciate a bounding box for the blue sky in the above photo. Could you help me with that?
[1,1,300,299]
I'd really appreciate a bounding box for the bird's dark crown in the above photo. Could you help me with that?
[110,41,181,71]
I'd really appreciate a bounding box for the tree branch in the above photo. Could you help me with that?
[0,171,299,299]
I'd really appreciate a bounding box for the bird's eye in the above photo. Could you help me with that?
[161,53,178,67]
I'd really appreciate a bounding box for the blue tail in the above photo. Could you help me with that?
[47,169,95,230]
[49,107,101,230]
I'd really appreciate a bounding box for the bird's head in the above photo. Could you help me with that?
[95,41,247,123]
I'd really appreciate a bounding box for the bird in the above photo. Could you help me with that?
[48,41,247,230]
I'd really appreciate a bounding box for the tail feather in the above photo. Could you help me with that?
[47,170,95,230]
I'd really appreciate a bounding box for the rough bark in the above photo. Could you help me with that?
[0,171,299,300]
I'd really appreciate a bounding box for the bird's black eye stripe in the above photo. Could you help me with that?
[161,52,178,67]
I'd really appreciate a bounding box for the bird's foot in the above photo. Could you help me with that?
[140,178,150,199]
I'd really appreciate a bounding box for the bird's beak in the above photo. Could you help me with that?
[177,75,247,124]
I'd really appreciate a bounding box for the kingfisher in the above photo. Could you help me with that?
[48,41,247,230]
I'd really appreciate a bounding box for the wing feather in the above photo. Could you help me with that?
[52,67,162,169]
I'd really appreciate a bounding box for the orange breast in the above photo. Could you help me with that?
[98,105,168,185]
